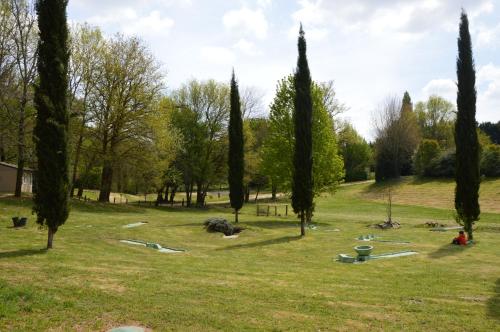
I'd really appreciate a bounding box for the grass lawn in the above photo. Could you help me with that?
[1,178,499,331]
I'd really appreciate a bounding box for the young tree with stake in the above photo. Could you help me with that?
[455,10,480,241]
[33,0,70,249]
[228,70,244,223]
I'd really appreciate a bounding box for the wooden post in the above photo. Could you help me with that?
[285,205,288,216]
[126,198,128,204]
[275,205,277,216]
[113,197,116,204]
[267,205,270,217]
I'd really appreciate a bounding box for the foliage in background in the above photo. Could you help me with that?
[261,75,344,198]
[374,95,420,182]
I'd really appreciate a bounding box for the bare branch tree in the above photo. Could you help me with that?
[10,0,38,197]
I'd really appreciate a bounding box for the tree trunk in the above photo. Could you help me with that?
[70,115,86,198]
[155,187,164,207]
[196,181,205,207]
[465,221,473,241]
[0,135,5,162]
[254,185,260,202]
[169,185,177,203]
[185,182,192,207]
[306,208,312,225]
[47,227,55,249]
[14,102,26,197]
[300,210,306,237]
[77,184,84,198]
[235,209,238,223]
[244,186,250,203]
[271,184,277,201]
[99,163,113,202]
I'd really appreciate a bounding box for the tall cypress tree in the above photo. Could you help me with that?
[292,25,313,237]
[228,70,244,223]
[33,0,70,249]
[400,91,415,176]
[455,10,480,241]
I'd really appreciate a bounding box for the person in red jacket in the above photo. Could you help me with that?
[452,230,467,245]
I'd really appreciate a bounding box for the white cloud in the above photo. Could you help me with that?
[421,63,500,121]
[223,8,268,39]
[477,63,500,120]
[122,11,174,36]
[257,0,272,9]
[289,0,329,41]
[309,0,494,36]
[87,9,174,37]
[477,23,500,46]
[233,38,261,56]
[200,46,235,65]
[422,79,457,102]
[292,0,327,25]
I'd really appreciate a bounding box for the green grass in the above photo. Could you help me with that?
[1,179,499,331]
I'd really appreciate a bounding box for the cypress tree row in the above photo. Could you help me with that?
[228,70,244,223]
[292,25,313,237]
[33,0,70,249]
[455,10,480,241]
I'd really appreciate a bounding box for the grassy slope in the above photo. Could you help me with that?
[0,179,499,331]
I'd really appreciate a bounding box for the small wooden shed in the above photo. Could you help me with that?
[0,161,33,193]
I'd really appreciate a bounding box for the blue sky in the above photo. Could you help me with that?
[68,0,500,139]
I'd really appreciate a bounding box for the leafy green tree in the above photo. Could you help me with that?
[89,35,163,202]
[338,123,371,181]
[243,117,268,201]
[228,71,244,222]
[414,139,441,176]
[479,121,500,144]
[481,144,500,177]
[67,24,104,197]
[455,10,480,240]
[171,79,229,207]
[415,95,455,148]
[33,0,70,249]
[261,75,343,199]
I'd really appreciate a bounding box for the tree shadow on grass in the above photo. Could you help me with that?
[0,248,47,259]
[487,279,500,321]
[216,235,302,251]
[241,220,329,229]
[427,243,472,259]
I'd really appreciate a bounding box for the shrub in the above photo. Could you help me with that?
[203,217,243,236]
[426,150,456,177]
[481,144,500,177]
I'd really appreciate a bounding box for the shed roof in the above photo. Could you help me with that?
[0,161,34,172]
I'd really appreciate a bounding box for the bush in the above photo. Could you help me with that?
[414,139,441,176]
[203,217,243,236]
[481,144,500,177]
[426,150,455,177]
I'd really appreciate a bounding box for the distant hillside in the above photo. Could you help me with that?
[344,177,500,214]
